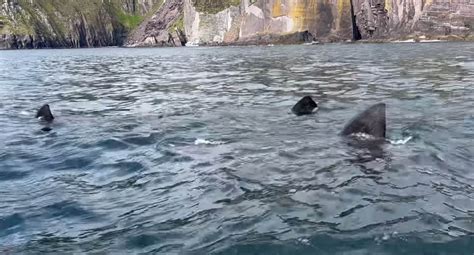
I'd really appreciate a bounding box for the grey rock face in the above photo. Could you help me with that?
[126,0,186,47]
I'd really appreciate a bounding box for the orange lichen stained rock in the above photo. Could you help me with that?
[288,0,318,31]
[272,0,284,17]
[336,0,352,32]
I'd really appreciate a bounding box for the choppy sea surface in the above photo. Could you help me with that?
[0,43,473,254]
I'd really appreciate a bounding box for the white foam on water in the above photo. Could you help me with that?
[417,168,433,175]
[420,39,445,43]
[350,133,412,145]
[194,138,225,145]
[20,111,29,116]
[390,136,413,145]
[392,39,416,43]
[297,238,310,245]
[351,132,377,140]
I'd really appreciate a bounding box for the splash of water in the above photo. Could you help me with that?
[389,136,413,145]
[194,138,226,145]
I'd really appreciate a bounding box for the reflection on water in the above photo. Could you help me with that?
[0,43,473,254]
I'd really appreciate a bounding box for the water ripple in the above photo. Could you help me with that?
[0,43,473,254]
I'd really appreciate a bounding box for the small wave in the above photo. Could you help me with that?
[194,138,226,145]
[420,39,445,43]
[389,136,413,145]
[350,133,412,145]
[297,238,310,245]
[392,39,416,43]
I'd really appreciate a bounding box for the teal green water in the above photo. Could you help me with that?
[0,43,473,254]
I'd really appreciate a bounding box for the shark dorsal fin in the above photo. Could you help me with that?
[341,103,386,138]
[36,104,54,122]
[292,96,318,116]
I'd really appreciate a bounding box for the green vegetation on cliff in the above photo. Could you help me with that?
[118,12,144,29]
[0,15,9,33]
[116,0,164,29]
[31,0,147,31]
[168,14,184,33]
[192,0,240,14]
[0,0,163,48]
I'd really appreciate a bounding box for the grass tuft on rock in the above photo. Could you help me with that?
[192,0,240,14]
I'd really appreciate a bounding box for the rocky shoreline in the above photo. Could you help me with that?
[3,32,474,51]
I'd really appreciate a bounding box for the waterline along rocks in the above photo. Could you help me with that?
[1,0,473,49]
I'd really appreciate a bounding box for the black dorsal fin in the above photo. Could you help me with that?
[292,96,318,116]
[36,104,54,122]
[341,103,386,138]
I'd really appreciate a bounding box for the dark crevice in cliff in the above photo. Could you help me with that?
[350,0,362,40]
[176,29,187,46]
[132,0,137,13]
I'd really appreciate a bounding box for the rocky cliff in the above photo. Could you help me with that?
[184,0,353,45]
[0,0,163,49]
[182,0,474,45]
[1,0,473,49]
[126,0,186,47]
[352,0,474,40]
